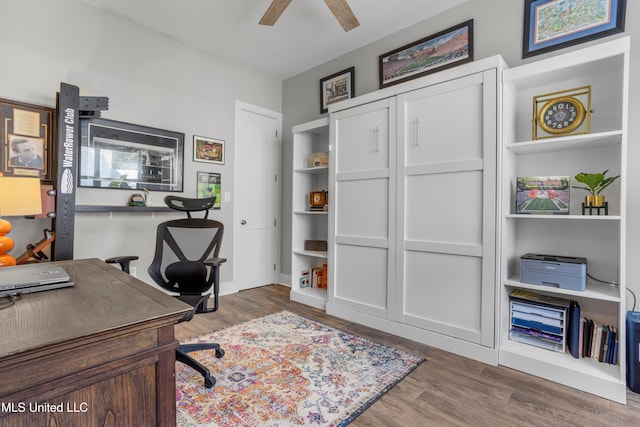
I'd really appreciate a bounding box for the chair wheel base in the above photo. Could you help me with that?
[215,348,225,358]
[204,375,216,388]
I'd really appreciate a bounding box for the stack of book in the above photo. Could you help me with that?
[509,289,570,353]
[579,318,618,365]
[299,263,328,289]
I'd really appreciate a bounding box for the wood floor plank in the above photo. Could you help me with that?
[175,285,640,426]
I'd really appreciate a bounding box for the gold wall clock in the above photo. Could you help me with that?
[532,86,592,140]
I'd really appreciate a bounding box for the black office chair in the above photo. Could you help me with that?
[107,195,226,388]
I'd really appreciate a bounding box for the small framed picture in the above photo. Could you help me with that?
[523,0,626,58]
[196,171,221,209]
[379,20,473,89]
[1,98,55,183]
[516,176,570,215]
[320,67,355,114]
[194,135,225,164]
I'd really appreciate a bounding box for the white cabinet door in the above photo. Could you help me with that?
[396,71,497,346]
[334,100,391,174]
[331,98,396,318]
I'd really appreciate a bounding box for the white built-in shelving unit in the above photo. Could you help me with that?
[290,117,330,309]
[498,36,629,403]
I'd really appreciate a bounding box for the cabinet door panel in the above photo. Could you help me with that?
[405,170,483,244]
[334,244,388,317]
[403,251,482,343]
[331,97,395,319]
[404,74,484,167]
[335,99,391,173]
[336,178,388,239]
[397,69,497,346]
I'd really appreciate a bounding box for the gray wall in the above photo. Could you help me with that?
[1,0,282,288]
[280,0,640,307]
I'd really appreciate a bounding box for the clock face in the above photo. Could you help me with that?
[538,96,586,135]
[310,191,325,206]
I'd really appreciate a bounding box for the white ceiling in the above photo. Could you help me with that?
[78,0,467,79]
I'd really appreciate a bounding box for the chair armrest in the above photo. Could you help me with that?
[105,255,139,274]
[204,257,227,267]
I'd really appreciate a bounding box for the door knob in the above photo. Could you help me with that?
[241,220,247,225]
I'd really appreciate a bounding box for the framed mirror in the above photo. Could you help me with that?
[79,118,184,191]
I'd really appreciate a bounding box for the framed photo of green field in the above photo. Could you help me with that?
[379,20,473,89]
[516,176,570,215]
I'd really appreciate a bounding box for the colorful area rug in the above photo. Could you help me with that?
[176,310,424,426]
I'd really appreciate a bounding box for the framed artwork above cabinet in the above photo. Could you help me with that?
[523,0,626,58]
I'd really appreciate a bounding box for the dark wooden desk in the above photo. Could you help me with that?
[0,258,192,427]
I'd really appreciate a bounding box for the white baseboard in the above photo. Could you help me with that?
[278,273,292,287]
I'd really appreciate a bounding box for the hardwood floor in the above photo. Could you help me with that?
[175,285,640,426]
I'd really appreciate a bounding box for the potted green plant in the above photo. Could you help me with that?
[572,170,620,207]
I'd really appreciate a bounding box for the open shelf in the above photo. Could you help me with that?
[501,336,621,379]
[290,287,327,310]
[294,166,328,174]
[505,277,620,302]
[292,250,328,259]
[75,205,174,213]
[504,214,621,221]
[506,130,622,154]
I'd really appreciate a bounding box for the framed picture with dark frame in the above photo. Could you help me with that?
[79,117,184,192]
[523,0,626,58]
[320,67,355,114]
[1,98,55,183]
[196,171,221,209]
[379,20,474,89]
[194,135,225,165]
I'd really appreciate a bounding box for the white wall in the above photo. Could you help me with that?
[281,0,640,309]
[0,0,282,287]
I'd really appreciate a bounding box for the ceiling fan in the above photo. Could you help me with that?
[259,0,360,32]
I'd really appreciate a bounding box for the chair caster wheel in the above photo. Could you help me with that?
[204,376,216,388]
[215,349,225,358]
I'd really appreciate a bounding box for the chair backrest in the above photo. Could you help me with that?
[148,196,223,294]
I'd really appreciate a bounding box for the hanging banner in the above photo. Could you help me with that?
[53,82,79,260]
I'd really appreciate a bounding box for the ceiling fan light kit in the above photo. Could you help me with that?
[259,0,359,32]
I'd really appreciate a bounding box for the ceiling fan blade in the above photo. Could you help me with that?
[323,0,360,32]
[259,0,293,26]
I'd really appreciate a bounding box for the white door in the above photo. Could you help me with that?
[233,101,282,292]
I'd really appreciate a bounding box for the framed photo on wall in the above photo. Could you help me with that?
[523,0,626,58]
[79,118,185,192]
[1,98,55,183]
[194,135,225,164]
[379,20,473,89]
[320,67,355,114]
[196,171,221,209]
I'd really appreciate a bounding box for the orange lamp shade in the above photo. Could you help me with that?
[0,177,43,216]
